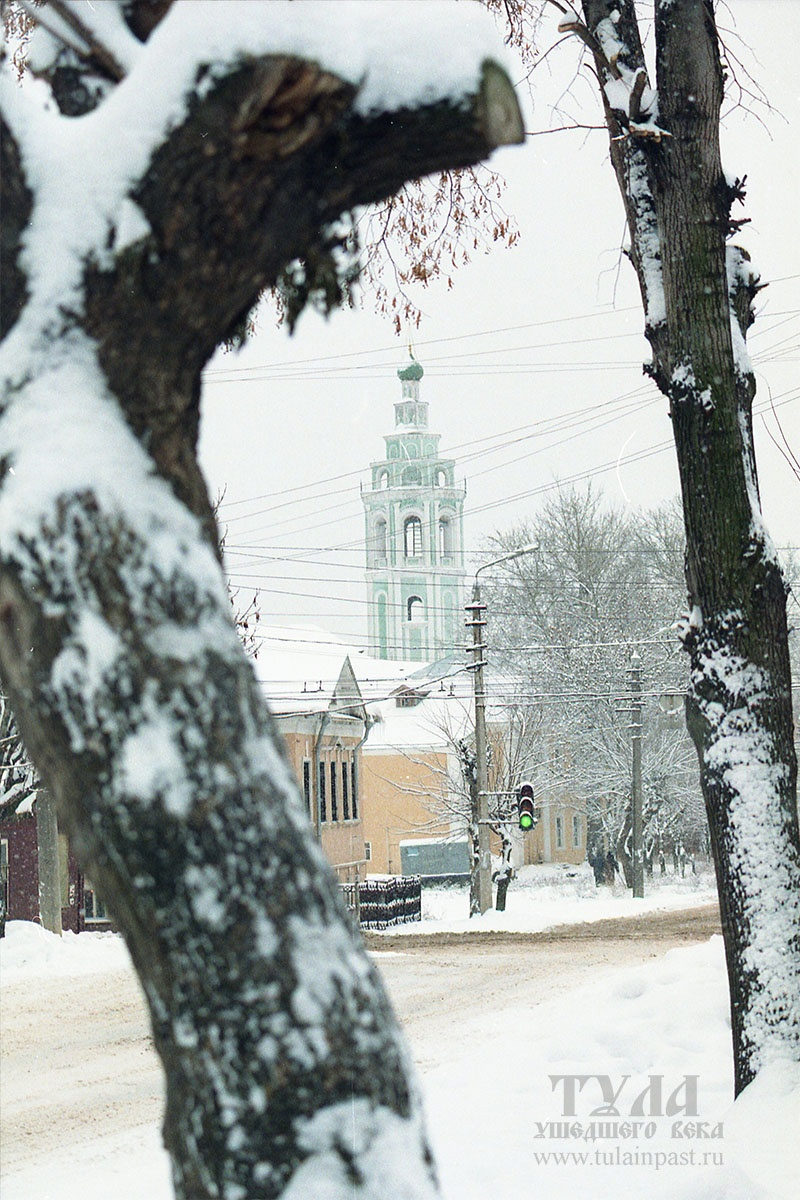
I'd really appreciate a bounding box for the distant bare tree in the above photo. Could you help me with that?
[485,487,703,873]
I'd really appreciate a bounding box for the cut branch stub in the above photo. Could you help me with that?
[476,59,526,147]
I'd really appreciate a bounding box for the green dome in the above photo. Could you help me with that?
[397,358,424,382]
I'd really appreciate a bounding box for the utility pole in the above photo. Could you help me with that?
[629,651,644,899]
[465,587,492,914]
[36,789,62,935]
[465,543,538,916]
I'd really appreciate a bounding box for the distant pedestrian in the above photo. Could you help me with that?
[676,842,687,878]
[604,852,617,886]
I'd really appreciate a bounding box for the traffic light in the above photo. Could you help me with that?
[516,782,537,831]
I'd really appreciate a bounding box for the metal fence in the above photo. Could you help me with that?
[340,876,422,930]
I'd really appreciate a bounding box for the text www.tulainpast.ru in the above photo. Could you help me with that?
[532,1148,724,1169]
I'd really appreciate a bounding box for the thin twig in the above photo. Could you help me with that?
[21,0,126,82]
[525,122,605,136]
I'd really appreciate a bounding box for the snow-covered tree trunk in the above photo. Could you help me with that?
[460,744,482,918]
[493,823,514,911]
[577,0,800,1093]
[0,3,523,1194]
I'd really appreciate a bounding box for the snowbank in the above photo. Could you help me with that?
[0,920,129,981]
[425,934,797,1199]
[380,862,719,935]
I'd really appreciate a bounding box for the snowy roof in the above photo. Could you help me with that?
[0,789,37,823]
[252,623,525,759]
[255,625,446,717]
[252,627,488,753]
[365,689,474,754]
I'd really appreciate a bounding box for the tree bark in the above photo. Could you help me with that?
[0,9,523,1195]
[580,0,800,1094]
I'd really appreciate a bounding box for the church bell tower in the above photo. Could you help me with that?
[362,357,466,661]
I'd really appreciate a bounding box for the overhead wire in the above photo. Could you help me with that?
[203,289,800,386]
[209,291,799,641]
[223,383,798,566]
[214,302,799,521]
[219,363,799,553]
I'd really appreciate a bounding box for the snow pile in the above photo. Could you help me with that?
[724,1059,800,1199]
[0,920,129,982]
[425,935,799,1200]
[381,864,719,935]
[509,860,600,898]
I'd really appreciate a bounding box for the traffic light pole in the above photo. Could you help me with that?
[465,543,538,917]
[465,585,493,915]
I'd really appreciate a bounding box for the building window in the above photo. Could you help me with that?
[573,813,582,849]
[439,516,453,558]
[364,841,372,862]
[555,814,565,850]
[407,595,423,622]
[378,470,390,489]
[404,515,423,557]
[374,517,387,559]
[342,761,350,820]
[351,760,359,820]
[302,760,312,816]
[330,761,338,822]
[84,880,107,923]
[318,761,327,823]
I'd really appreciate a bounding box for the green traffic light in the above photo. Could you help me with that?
[519,812,534,831]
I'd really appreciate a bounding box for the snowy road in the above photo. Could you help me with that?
[1,964,162,1175]
[370,906,721,1072]
[0,906,721,1179]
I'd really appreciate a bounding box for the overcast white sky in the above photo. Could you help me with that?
[198,0,800,646]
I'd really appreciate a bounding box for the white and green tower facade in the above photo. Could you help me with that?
[362,358,466,661]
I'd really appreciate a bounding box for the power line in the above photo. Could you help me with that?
[203,291,800,383]
[220,384,799,554]
[215,313,799,523]
[218,380,657,522]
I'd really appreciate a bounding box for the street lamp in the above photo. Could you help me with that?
[465,543,538,914]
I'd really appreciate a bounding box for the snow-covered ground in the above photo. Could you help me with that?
[1,870,798,1199]
[401,860,720,933]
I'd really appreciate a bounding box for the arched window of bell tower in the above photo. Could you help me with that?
[407,596,424,622]
[404,516,423,558]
